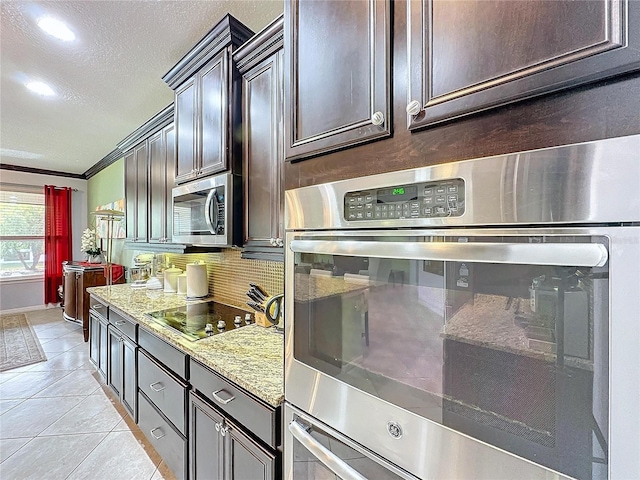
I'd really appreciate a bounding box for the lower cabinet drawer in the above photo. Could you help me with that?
[138,349,187,435]
[138,327,188,379]
[190,359,278,449]
[108,308,137,342]
[138,392,187,480]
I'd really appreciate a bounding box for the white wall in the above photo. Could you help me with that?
[0,170,88,311]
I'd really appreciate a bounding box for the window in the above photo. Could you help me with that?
[0,188,45,280]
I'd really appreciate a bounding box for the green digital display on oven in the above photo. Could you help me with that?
[392,187,405,195]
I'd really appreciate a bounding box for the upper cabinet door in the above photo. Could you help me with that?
[285,0,391,162]
[134,142,148,243]
[124,151,136,241]
[175,77,197,183]
[164,124,176,242]
[407,0,640,130]
[199,51,229,177]
[147,131,165,243]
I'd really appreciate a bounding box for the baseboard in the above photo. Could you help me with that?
[0,304,61,315]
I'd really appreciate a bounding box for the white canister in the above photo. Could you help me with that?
[186,261,208,298]
[177,273,188,295]
[163,265,182,293]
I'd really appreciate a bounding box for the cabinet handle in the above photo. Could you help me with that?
[269,238,276,246]
[115,321,126,326]
[215,422,221,432]
[212,389,235,405]
[150,427,166,440]
[406,100,422,116]
[149,382,165,392]
[371,111,385,126]
[92,304,103,310]
[276,238,284,247]
[220,425,229,437]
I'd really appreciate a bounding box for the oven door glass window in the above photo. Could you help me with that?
[173,190,211,237]
[292,234,609,480]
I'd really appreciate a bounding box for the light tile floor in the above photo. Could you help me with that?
[0,307,175,480]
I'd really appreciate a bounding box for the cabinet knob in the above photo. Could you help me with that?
[215,422,221,432]
[220,425,229,437]
[371,111,385,126]
[276,238,284,247]
[269,238,276,246]
[406,100,422,116]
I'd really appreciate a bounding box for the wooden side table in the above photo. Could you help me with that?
[62,262,125,341]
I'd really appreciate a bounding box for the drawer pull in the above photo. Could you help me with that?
[149,382,165,392]
[212,389,235,405]
[150,427,165,440]
[115,321,126,326]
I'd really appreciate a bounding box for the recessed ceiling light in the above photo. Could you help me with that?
[37,16,75,42]
[26,81,55,97]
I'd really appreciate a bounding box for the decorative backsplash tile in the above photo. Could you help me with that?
[166,249,284,309]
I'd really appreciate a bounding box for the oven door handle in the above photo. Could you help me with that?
[289,420,367,480]
[290,240,608,267]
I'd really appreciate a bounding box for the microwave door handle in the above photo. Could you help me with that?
[290,239,608,268]
[204,189,217,234]
[289,420,367,480]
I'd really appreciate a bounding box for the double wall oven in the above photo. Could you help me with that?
[284,135,640,479]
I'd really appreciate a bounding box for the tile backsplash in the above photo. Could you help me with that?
[166,249,284,309]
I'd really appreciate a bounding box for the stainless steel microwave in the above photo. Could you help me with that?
[172,173,241,247]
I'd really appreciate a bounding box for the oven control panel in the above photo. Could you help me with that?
[344,178,465,221]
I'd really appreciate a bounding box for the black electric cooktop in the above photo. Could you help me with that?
[144,301,252,341]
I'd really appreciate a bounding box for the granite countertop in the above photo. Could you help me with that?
[443,293,592,370]
[87,284,284,407]
[294,273,370,302]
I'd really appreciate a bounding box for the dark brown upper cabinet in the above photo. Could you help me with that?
[124,144,148,243]
[119,105,174,246]
[284,0,391,162]
[163,15,254,184]
[148,123,175,244]
[235,16,285,261]
[407,0,640,130]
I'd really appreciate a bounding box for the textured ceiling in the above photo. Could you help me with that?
[0,0,283,175]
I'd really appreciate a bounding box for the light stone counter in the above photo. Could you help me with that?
[294,273,369,302]
[87,284,284,407]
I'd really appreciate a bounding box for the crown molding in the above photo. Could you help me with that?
[162,14,254,89]
[0,163,85,179]
[234,15,284,73]
[116,104,174,153]
[84,148,124,179]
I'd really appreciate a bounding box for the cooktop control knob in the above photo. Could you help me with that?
[244,313,252,325]
[217,320,226,331]
[234,315,242,327]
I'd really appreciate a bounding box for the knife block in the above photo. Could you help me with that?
[255,312,271,327]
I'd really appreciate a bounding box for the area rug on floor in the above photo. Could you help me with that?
[0,313,47,372]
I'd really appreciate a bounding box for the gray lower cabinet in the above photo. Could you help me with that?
[88,311,109,379]
[190,391,276,480]
[138,392,188,480]
[106,309,137,421]
[138,349,188,435]
[137,327,189,480]
[190,359,279,480]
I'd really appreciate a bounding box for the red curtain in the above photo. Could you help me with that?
[44,186,73,304]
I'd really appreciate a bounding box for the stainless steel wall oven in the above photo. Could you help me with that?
[284,135,640,480]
